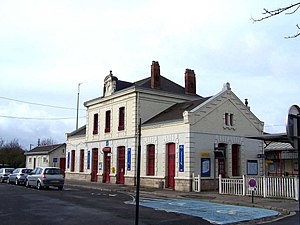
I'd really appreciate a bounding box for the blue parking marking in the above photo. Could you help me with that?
[138,199,280,224]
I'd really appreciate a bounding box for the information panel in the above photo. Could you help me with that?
[179,145,184,172]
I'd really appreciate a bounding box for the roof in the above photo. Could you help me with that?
[134,75,201,97]
[85,74,202,107]
[24,143,66,155]
[143,97,211,125]
[67,125,86,138]
[265,142,294,151]
[247,133,290,143]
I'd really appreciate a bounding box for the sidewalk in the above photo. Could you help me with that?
[65,179,299,215]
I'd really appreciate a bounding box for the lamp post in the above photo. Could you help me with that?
[76,83,82,130]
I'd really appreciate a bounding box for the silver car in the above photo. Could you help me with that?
[25,167,64,190]
[7,168,32,185]
[0,168,14,183]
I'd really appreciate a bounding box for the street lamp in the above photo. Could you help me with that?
[76,83,82,130]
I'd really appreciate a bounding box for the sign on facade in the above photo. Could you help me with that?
[127,148,131,171]
[179,145,184,172]
[201,158,211,177]
[247,160,258,175]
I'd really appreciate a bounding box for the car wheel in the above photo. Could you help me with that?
[7,178,10,184]
[37,181,43,190]
[25,180,30,188]
[58,186,63,190]
[15,179,19,185]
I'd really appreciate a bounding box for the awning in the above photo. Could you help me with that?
[102,147,111,153]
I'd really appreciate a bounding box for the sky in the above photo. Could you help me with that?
[0,0,299,149]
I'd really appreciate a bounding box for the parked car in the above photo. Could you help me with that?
[7,168,33,185]
[25,167,64,190]
[0,168,14,183]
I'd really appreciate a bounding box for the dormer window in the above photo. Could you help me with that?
[103,71,117,97]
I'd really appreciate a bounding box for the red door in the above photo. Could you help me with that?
[104,153,111,183]
[167,143,175,189]
[59,158,66,176]
[91,149,98,182]
[117,147,125,184]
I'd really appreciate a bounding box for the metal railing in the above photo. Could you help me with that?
[218,175,299,200]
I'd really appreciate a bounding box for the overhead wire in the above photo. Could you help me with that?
[0,96,86,111]
[0,115,86,120]
[0,96,86,120]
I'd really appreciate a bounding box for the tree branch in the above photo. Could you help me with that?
[252,2,300,39]
[285,24,300,38]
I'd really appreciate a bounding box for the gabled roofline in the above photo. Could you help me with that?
[67,125,86,138]
[24,143,66,156]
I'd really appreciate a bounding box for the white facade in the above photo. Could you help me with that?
[65,63,264,192]
[25,144,66,171]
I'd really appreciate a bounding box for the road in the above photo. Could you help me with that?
[1,183,298,225]
[0,183,210,225]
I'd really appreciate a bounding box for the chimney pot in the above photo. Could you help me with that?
[151,61,160,89]
[185,69,196,95]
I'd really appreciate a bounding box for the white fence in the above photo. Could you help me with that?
[219,175,299,200]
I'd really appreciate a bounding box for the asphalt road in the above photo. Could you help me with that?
[0,183,210,225]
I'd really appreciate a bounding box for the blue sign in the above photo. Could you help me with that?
[248,178,257,188]
[67,152,70,169]
[87,150,90,170]
[53,158,58,163]
[127,148,131,171]
[201,158,211,177]
[105,140,109,146]
[179,145,184,172]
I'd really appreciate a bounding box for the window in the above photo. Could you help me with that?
[232,144,240,176]
[224,113,229,126]
[118,107,125,131]
[147,144,155,176]
[80,149,84,172]
[93,113,99,134]
[224,113,234,127]
[230,114,234,126]
[71,150,75,172]
[105,110,111,133]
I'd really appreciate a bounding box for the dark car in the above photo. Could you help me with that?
[7,168,33,185]
[26,167,64,190]
[0,168,14,183]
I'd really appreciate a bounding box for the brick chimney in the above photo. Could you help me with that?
[151,61,160,89]
[185,69,196,95]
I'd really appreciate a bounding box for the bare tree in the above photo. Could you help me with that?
[252,2,300,38]
[39,138,55,146]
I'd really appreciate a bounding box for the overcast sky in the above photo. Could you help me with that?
[0,0,299,149]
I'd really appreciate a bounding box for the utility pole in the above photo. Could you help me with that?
[76,83,82,130]
[135,118,141,225]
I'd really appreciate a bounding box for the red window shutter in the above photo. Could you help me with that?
[147,145,155,176]
[71,150,75,172]
[118,107,125,131]
[80,150,84,172]
[105,111,111,133]
[232,144,240,176]
[93,114,98,134]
